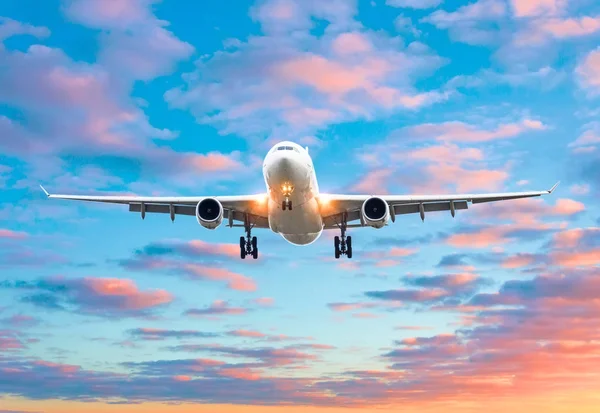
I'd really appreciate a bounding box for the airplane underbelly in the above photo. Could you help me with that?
[268,197,323,245]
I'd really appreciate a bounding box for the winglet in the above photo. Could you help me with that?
[39,184,50,197]
[548,181,560,194]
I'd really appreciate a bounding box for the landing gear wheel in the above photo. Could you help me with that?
[240,236,246,259]
[346,236,352,259]
[288,200,293,210]
[334,236,340,259]
[282,199,293,211]
[240,214,258,260]
[282,200,286,211]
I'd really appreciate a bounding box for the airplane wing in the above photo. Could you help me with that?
[320,182,560,229]
[39,185,270,228]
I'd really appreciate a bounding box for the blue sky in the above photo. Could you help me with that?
[1,0,600,411]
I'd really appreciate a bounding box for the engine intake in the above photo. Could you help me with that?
[196,198,223,229]
[361,197,390,228]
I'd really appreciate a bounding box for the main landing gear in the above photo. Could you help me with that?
[240,214,258,259]
[334,212,352,259]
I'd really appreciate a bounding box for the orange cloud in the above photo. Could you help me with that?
[550,249,600,267]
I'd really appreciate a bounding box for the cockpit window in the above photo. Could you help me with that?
[277,146,286,150]
[277,146,297,151]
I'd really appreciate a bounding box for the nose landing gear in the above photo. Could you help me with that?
[240,214,258,259]
[281,183,294,211]
[282,198,293,211]
[334,212,352,259]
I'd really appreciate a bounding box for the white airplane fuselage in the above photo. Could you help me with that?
[262,141,323,245]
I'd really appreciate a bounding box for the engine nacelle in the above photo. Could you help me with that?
[361,196,390,229]
[196,198,223,230]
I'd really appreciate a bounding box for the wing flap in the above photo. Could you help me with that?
[394,200,468,215]
[129,203,196,216]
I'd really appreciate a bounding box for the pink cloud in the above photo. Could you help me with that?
[82,277,173,311]
[551,198,585,215]
[424,163,509,192]
[0,331,24,351]
[387,0,442,9]
[332,32,372,55]
[0,229,28,239]
[550,249,600,267]
[552,227,600,249]
[185,240,239,258]
[510,0,566,17]
[182,264,257,292]
[502,254,538,268]
[33,360,80,374]
[350,168,394,194]
[405,119,546,143]
[538,16,600,38]
[253,297,275,306]
[173,375,192,382]
[219,367,262,381]
[229,329,266,338]
[328,302,377,312]
[184,300,247,318]
[576,47,600,95]
[185,152,243,173]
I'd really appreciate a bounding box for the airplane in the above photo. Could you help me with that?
[40,140,560,260]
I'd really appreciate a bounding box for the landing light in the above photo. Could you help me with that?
[281,183,294,196]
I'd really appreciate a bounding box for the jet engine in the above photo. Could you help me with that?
[196,198,223,229]
[361,196,390,229]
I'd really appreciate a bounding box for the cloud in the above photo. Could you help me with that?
[165,0,447,141]
[184,300,248,318]
[364,273,487,307]
[0,314,39,328]
[401,118,546,143]
[163,343,319,367]
[551,227,600,249]
[0,16,50,43]
[119,240,257,291]
[128,328,219,340]
[0,229,28,239]
[63,0,194,80]
[386,0,442,9]
[0,330,25,351]
[576,47,600,96]
[509,0,566,18]
[422,0,507,45]
[1,276,172,317]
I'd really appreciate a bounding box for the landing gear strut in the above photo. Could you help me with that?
[240,214,258,259]
[334,212,352,259]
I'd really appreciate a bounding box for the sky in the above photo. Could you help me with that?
[0,0,600,412]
